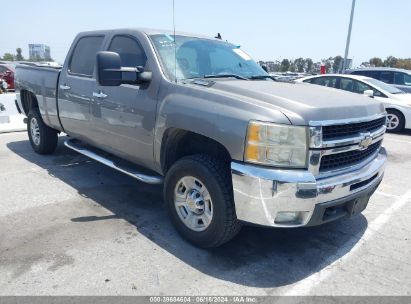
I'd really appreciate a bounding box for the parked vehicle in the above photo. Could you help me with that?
[296,74,411,132]
[0,77,8,93]
[347,67,411,94]
[0,64,15,91]
[15,28,387,248]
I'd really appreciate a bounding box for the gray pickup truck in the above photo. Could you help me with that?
[15,28,387,248]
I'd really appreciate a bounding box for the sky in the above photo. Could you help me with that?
[1,0,410,66]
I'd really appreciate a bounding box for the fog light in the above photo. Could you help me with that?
[275,212,301,224]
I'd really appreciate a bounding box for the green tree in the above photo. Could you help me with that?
[289,61,296,72]
[333,56,343,73]
[2,53,14,61]
[384,56,398,67]
[294,57,305,73]
[15,48,24,61]
[322,57,333,73]
[395,58,411,70]
[280,59,290,72]
[305,58,314,73]
[369,57,383,67]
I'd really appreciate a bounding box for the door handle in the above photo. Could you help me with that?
[59,84,71,90]
[93,91,108,99]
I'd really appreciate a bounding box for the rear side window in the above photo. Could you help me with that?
[323,77,338,88]
[339,78,354,92]
[108,36,147,68]
[69,36,104,77]
[380,71,394,84]
[309,76,336,87]
[310,77,326,85]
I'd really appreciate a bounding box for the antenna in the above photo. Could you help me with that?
[173,0,177,83]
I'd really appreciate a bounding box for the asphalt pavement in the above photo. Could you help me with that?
[0,131,410,295]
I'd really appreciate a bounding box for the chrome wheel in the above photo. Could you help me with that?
[30,117,40,146]
[174,176,213,232]
[386,113,400,130]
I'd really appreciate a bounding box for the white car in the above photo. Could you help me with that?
[296,74,411,132]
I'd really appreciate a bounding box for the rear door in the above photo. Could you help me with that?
[91,34,158,167]
[58,35,105,141]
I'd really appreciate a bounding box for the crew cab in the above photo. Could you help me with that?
[15,28,387,248]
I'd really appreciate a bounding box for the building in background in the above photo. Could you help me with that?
[28,44,51,61]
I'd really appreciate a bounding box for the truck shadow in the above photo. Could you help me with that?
[7,137,368,288]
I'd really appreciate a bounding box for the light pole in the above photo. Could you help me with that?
[342,0,356,73]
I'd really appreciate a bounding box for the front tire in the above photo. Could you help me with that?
[386,109,405,132]
[164,154,241,248]
[27,108,58,154]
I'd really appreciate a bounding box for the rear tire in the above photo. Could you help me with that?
[27,108,58,154]
[164,154,241,248]
[386,109,405,133]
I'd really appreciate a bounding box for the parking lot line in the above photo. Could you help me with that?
[282,189,411,295]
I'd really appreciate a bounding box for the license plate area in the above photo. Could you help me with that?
[322,195,369,222]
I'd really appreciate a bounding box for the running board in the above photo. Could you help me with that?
[64,139,163,184]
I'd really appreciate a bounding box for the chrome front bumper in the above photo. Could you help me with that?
[231,147,387,227]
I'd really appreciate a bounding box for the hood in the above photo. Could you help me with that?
[207,80,385,125]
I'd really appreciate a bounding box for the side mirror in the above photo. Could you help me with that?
[363,89,374,98]
[261,65,269,73]
[96,51,152,86]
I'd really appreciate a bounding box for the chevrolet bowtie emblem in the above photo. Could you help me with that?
[359,132,373,149]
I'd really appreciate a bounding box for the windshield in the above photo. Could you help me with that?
[365,78,405,94]
[150,34,268,81]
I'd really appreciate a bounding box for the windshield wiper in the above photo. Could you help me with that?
[248,75,275,80]
[203,74,248,80]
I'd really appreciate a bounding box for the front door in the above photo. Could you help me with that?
[91,35,158,167]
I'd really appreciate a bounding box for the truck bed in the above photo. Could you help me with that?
[15,64,63,131]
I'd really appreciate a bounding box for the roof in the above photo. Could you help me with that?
[347,67,411,73]
[77,28,217,41]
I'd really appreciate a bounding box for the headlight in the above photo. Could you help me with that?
[245,121,308,168]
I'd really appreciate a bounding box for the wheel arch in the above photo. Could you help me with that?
[20,89,39,115]
[160,128,232,174]
[386,107,406,131]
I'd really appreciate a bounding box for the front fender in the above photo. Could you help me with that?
[153,82,290,172]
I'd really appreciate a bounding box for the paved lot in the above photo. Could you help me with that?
[0,131,410,296]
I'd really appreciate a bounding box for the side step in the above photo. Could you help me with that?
[64,139,163,184]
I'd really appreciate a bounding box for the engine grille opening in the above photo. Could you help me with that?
[322,117,386,141]
[350,173,378,191]
[320,140,382,172]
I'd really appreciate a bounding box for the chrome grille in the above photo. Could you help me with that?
[320,140,382,172]
[322,117,386,140]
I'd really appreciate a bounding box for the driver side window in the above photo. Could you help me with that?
[108,36,147,68]
[339,78,354,92]
[404,73,411,86]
